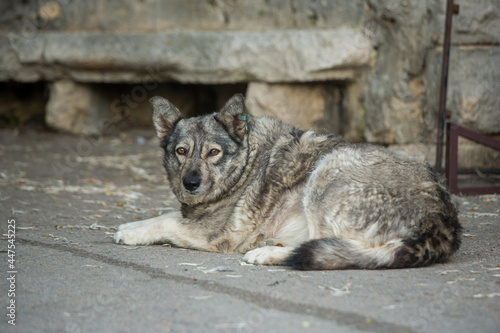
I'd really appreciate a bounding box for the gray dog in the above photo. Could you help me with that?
[114,94,462,270]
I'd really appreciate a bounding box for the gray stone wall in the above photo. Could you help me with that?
[0,0,499,168]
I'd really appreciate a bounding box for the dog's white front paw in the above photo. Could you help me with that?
[113,229,140,245]
[113,223,156,245]
[243,246,293,265]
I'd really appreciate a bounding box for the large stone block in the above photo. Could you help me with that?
[245,82,344,135]
[363,74,425,144]
[360,0,432,144]
[46,80,108,135]
[0,29,371,84]
[431,0,500,46]
[0,0,365,33]
[423,46,500,137]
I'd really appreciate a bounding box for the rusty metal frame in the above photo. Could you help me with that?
[445,122,500,195]
[435,0,460,172]
[435,0,500,195]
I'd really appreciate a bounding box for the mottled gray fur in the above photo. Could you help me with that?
[114,94,462,270]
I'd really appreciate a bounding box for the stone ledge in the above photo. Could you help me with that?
[0,29,371,84]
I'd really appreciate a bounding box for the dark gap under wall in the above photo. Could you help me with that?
[0,82,248,130]
[0,82,48,127]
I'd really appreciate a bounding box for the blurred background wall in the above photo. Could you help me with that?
[0,0,499,168]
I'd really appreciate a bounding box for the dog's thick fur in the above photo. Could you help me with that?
[114,94,462,270]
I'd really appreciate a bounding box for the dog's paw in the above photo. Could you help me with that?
[113,229,136,245]
[243,246,293,266]
[113,226,154,245]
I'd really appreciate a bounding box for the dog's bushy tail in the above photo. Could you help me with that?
[286,228,462,270]
[285,238,403,270]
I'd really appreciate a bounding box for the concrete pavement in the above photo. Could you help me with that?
[0,128,499,333]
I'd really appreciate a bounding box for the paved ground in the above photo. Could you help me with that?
[0,127,499,333]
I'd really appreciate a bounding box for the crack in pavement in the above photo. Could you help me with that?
[18,237,416,333]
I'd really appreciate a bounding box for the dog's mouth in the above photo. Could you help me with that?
[180,174,212,199]
[179,186,212,206]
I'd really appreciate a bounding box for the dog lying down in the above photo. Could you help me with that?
[114,94,462,270]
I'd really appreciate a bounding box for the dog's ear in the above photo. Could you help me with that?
[215,94,248,141]
[149,96,183,139]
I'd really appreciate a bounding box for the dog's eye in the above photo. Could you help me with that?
[176,147,187,155]
[208,149,220,157]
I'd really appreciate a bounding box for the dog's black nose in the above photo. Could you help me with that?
[183,175,201,192]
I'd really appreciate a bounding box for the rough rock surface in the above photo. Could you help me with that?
[246,82,344,135]
[1,29,371,84]
[423,46,500,136]
[46,80,108,135]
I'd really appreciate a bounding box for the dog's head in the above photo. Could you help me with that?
[150,94,250,206]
